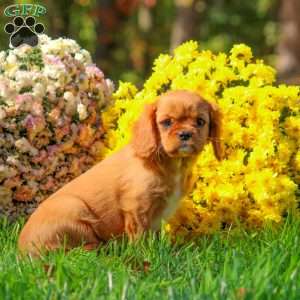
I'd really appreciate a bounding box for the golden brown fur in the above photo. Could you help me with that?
[18,90,223,256]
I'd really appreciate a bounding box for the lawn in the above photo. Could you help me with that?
[1,217,300,300]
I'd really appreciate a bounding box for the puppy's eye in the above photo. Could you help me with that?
[161,119,172,128]
[196,117,206,127]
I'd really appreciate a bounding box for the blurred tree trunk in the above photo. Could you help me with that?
[44,0,73,38]
[130,4,153,72]
[94,0,116,72]
[277,0,300,84]
[170,0,200,51]
[93,0,139,73]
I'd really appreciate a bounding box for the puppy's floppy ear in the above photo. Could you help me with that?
[208,102,223,161]
[132,103,159,159]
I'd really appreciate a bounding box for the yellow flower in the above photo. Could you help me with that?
[294,152,300,171]
[113,81,137,100]
[152,54,172,72]
[229,44,253,70]
[230,44,253,62]
[284,116,300,139]
[213,66,237,85]
[173,40,199,66]
[240,62,276,86]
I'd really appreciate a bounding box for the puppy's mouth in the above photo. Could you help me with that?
[179,144,194,154]
[168,143,196,157]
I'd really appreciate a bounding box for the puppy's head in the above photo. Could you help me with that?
[132,90,223,161]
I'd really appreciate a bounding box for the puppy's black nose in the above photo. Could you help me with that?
[178,131,192,141]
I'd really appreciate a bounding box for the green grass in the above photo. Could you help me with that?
[1,218,300,300]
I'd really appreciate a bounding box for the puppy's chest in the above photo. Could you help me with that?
[163,174,183,219]
[151,173,183,230]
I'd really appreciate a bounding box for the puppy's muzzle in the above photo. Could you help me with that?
[178,131,193,141]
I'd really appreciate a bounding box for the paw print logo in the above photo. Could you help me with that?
[4,16,44,48]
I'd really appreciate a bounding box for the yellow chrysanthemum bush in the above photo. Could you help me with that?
[102,41,300,237]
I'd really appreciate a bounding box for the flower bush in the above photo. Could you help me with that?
[102,41,300,236]
[0,35,114,218]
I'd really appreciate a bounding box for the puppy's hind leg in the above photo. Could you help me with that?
[18,195,101,257]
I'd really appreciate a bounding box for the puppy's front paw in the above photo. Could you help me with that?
[124,211,149,242]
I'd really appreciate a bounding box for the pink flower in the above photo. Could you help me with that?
[45,54,65,68]
[15,94,33,110]
[16,94,32,103]
[55,122,71,142]
[48,107,61,122]
[31,101,44,116]
[3,175,22,189]
[76,124,96,147]
[0,80,11,99]
[14,186,34,202]
[41,177,56,191]
[70,158,81,175]
[86,65,104,79]
[32,150,47,164]
[32,168,46,180]
[24,115,46,141]
[47,145,60,156]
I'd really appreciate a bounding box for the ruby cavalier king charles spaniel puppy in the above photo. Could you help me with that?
[18,90,223,257]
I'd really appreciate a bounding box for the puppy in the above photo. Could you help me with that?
[18,90,223,256]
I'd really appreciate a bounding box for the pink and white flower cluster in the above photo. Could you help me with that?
[0,35,114,217]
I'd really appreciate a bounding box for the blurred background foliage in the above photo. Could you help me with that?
[1,0,299,87]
